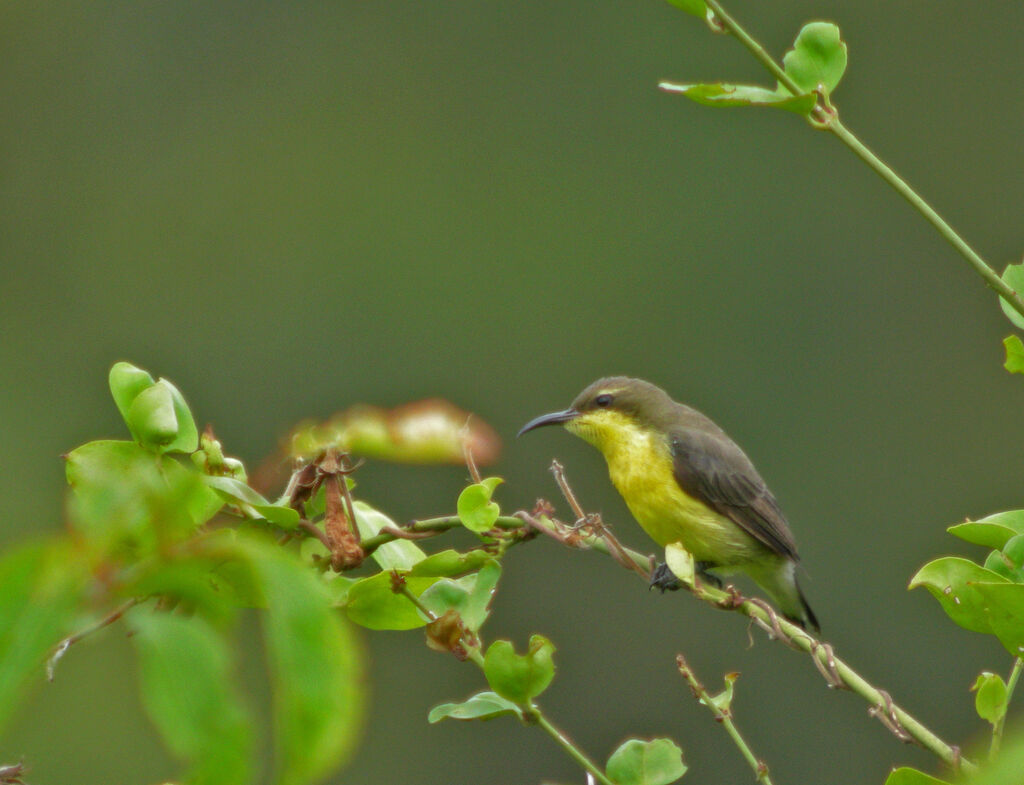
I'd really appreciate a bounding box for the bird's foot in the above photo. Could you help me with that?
[648,562,681,592]
[695,561,723,589]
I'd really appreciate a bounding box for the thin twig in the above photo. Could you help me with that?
[677,655,774,784]
[333,492,974,772]
[380,524,438,540]
[47,597,142,681]
[358,515,524,556]
[462,420,483,484]
[528,709,617,785]
[549,464,651,579]
[550,460,587,522]
[517,510,975,773]
[297,519,333,550]
[394,564,614,785]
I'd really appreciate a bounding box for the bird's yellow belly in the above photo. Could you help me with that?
[602,433,759,565]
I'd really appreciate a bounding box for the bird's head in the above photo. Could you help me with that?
[518,376,674,452]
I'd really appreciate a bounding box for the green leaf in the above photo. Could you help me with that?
[883,768,952,785]
[983,549,1020,582]
[782,22,847,95]
[240,537,364,785]
[129,558,239,623]
[409,548,493,577]
[128,382,180,450]
[344,571,438,630]
[1003,335,1024,374]
[708,672,739,713]
[109,361,156,440]
[157,378,200,454]
[66,440,221,553]
[352,501,426,570]
[419,561,501,632]
[0,542,87,734]
[908,557,1009,634]
[606,738,687,785]
[133,612,253,785]
[428,690,524,723]
[665,543,694,586]
[203,475,300,528]
[948,511,1024,549]
[659,81,816,115]
[1000,262,1024,330]
[973,583,1024,656]
[663,0,706,19]
[483,634,556,705]
[972,671,1008,726]
[457,477,504,533]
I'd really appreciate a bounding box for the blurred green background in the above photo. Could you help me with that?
[2,0,1021,782]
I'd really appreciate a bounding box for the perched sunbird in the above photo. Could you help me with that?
[519,376,818,631]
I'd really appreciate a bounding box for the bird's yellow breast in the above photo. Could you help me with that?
[567,410,759,564]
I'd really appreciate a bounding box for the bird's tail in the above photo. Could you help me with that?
[789,576,819,633]
[752,559,820,633]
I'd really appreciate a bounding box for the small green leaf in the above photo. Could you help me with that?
[984,549,1020,582]
[419,561,501,632]
[972,671,1008,726]
[883,768,952,785]
[606,738,687,785]
[133,612,253,785]
[203,476,300,528]
[909,557,1009,634]
[973,583,1024,656]
[986,533,1024,583]
[999,262,1024,330]
[159,378,200,454]
[665,543,694,587]
[663,0,706,19]
[109,361,156,440]
[659,81,816,115]
[708,672,739,713]
[782,22,847,95]
[410,548,493,577]
[0,542,87,733]
[427,691,524,723]
[948,516,1024,550]
[457,477,504,533]
[240,537,364,785]
[352,501,426,570]
[483,634,556,705]
[1003,335,1024,374]
[128,383,180,449]
[344,571,438,630]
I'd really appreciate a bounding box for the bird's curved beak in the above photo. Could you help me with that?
[517,408,579,437]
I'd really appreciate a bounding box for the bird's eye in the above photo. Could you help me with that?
[595,394,613,408]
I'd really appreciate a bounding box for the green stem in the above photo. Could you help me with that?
[398,577,608,779]
[697,0,1024,320]
[677,656,773,784]
[358,515,524,555]
[529,708,617,785]
[520,512,977,774]
[703,0,800,97]
[991,657,1024,758]
[385,506,974,772]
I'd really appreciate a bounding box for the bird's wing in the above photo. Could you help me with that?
[669,428,799,560]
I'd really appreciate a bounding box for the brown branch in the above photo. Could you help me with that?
[47,597,142,681]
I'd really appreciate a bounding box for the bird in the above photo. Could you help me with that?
[518,376,818,631]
